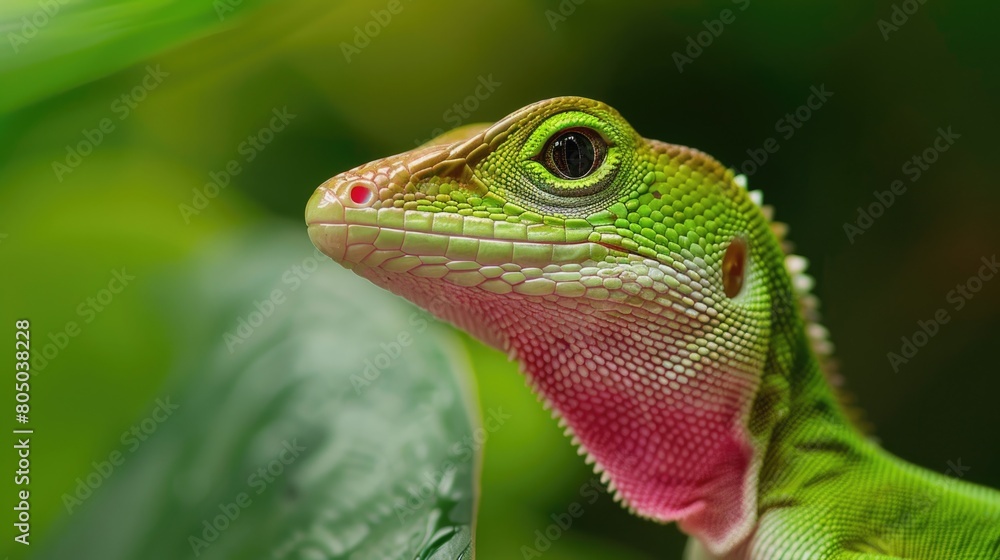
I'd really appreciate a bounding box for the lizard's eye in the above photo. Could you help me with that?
[542,128,606,180]
[519,112,623,202]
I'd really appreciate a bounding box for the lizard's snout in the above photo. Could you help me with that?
[305,177,362,265]
[305,171,407,266]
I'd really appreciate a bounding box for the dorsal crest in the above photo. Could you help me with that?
[737,173,871,433]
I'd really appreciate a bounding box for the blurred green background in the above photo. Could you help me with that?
[1,0,999,558]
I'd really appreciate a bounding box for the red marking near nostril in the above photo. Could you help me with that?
[349,184,372,205]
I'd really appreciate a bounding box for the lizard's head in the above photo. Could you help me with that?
[307,96,791,554]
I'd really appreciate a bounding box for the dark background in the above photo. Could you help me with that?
[1,0,998,557]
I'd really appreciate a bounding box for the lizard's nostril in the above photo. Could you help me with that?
[349,183,374,205]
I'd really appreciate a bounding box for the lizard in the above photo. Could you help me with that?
[304,96,1000,559]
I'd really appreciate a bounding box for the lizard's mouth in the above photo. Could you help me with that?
[306,181,619,282]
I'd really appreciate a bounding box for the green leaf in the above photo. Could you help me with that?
[35,225,479,560]
[0,0,271,113]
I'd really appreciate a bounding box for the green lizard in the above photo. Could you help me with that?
[305,96,1000,559]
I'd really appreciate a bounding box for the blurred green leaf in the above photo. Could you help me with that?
[34,226,479,560]
[0,0,276,113]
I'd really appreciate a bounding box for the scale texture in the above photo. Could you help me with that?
[307,97,1000,559]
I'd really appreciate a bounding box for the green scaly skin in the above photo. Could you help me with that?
[305,97,1000,559]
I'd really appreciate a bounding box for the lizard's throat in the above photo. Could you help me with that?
[354,264,766,557]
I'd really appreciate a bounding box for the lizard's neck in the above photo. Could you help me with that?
[752,342,876,501]
[741,318,1000,559]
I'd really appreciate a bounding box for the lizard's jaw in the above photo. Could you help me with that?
[306,179,610,294]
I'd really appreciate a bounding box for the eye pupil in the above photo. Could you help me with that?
[545,128,603,179]
[556,133,592,178]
